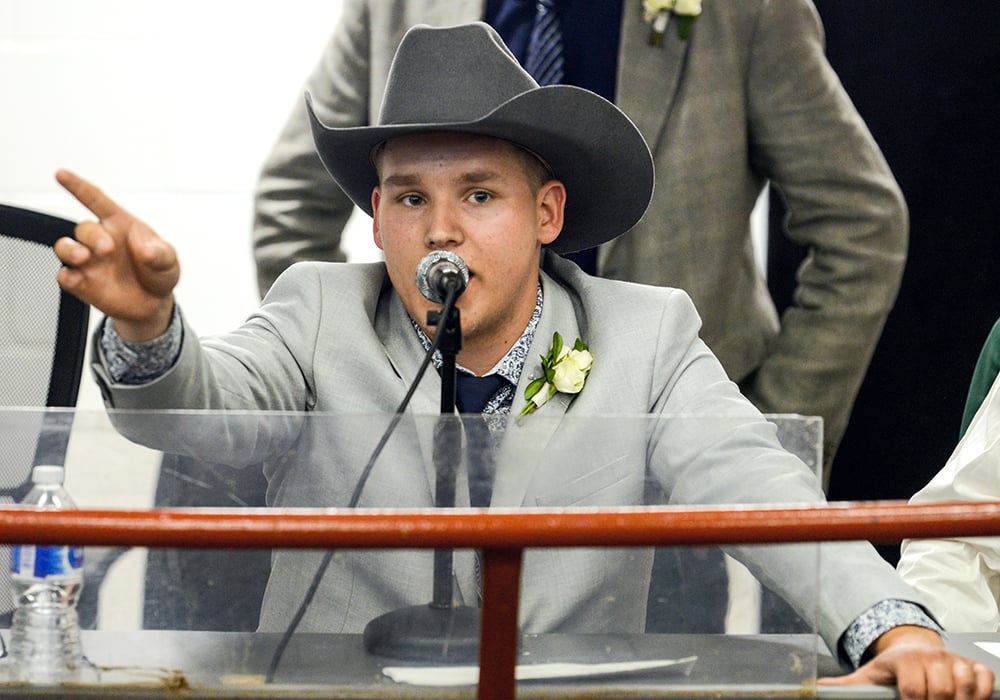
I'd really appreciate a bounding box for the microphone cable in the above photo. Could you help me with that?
[265,286,461,682]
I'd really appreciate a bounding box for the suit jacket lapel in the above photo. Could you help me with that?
[375,286,479,597]
[493,268,581,507]
[377,290,442,501]
[616,1,690,153]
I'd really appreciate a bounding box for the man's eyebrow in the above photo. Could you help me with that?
[381,170,505,188]
[457,170,504,185]
[380,173,421,188]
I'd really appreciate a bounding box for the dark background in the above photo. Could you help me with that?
[767,1,1000,563]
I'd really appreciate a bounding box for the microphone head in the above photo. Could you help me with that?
[416,250,470,303]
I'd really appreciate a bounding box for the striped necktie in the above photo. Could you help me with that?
[524,0,564,86]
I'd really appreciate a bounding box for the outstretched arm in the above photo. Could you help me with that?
[52,169,179,342]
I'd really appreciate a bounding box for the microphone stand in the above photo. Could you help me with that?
[362,289,481,662]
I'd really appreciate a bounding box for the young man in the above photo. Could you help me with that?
[54,22,990,697]
[251,1,909,482]
[250,0,912,635]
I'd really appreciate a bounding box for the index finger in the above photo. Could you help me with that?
[55,168,127,221]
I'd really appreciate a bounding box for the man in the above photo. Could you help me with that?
[54,23,987,697]
[252,0,908,480]
[251,1,909,632]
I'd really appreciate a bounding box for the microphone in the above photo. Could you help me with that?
[415,250,469,303]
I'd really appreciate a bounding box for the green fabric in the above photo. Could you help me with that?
[960,318,1000,438]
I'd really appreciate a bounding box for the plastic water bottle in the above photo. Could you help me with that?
[7,465,87,683]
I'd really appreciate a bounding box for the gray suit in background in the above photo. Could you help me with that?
[252,0,907,477]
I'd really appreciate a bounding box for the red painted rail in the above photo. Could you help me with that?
[3,500,999,700]
[1,500,1000,548]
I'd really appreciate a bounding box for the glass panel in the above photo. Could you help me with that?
[0,408,835,694]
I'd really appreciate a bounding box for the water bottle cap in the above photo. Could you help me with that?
[31,465,66,485]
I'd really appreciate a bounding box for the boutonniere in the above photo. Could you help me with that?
[520,332,594,419]
[643,0,702,45]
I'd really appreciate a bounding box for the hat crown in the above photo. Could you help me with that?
[377,23,539,126]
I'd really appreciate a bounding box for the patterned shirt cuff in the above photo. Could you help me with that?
[841,599,942,668]
[99,308,182,385]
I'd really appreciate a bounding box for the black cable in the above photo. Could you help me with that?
[265,287,460,682]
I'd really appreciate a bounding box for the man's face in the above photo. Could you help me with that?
[372,132,564,373]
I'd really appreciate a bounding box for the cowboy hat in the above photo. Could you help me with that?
[306,22,653,254]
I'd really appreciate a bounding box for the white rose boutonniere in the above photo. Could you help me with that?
[520,332,594,420]
[643,0,702,45]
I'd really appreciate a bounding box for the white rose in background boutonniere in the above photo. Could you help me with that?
[643,0,702,45]
[519,332,594,421]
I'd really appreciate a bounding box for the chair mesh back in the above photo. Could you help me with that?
[0,204,89,622]
[0,236,64,406]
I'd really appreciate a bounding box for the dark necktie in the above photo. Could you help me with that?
[455,373,508,414]
[454,373,507,507]
[524,0,564,86]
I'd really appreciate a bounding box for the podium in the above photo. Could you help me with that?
[1,408,999,698]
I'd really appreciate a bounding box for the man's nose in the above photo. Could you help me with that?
[425,204,464,248]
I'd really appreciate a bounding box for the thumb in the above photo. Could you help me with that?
[818,665,895,687]
[126,226,180,298]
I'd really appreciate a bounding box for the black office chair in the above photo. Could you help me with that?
[0,204,87,410]
[0,203,90,625]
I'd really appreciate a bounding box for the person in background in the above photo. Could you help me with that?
[249,0,908,633]
[960,319,1000,439]
[51,23,989,698]
[897,319,1000,632]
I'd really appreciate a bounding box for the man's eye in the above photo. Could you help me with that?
[402,194,423,206]
[470,191,491,204]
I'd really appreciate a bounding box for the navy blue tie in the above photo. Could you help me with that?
[455,373,508,414]
[524,0,564,86]
[454,373,507,508]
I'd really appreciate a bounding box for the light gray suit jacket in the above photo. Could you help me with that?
[93,253,920,659]
[251,0,907,476]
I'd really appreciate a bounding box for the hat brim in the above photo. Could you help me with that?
[307,86,653,254]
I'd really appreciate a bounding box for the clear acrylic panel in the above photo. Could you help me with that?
[0,408,838,694]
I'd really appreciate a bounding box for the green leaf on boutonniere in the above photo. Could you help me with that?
[523,376,547,403]
[549,332,563,361]
[675,14,694,40]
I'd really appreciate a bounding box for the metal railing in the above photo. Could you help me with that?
[2,500,1000,699]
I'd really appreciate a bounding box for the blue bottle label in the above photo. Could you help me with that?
[11,544,84,580]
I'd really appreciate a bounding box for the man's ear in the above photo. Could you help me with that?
[537,180,566,246]
[371,188,385,250]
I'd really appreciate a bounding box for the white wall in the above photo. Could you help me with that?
[0,0,375,414]
[1,0,367,629]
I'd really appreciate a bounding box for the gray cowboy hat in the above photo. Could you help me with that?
[306,22,653,254]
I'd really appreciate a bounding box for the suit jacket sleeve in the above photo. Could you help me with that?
[642,293,921,656]
[251,0,372,297]
[741,0,908,466]
[89,264,329,464]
